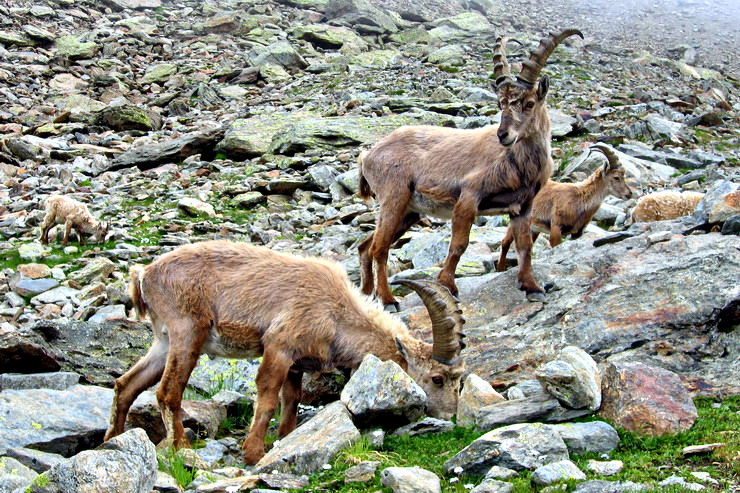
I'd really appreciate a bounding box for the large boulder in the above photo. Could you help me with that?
[325,0,398,34]
[0,329,60,374]
[562,146,676,186]
[548,421,619,455]
[444,423,569,475]
[27,428,157,493]
[401,227,740,394]
[599,361,698,436]
[340,354,426,429]
[0,385,113,456]
[255,401,360,474]
[27,319,152,387]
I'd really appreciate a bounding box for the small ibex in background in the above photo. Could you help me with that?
[105,241,465,465]
[39,195,109,246]
[630,190,704,223]
[357,29,584,310]
[497,144,633,270]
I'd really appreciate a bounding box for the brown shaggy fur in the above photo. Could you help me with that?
[358,81,554,307]
[630,190,704,223]
[39,195,109,246]
[105,241,464,465]
[497,157,633,270]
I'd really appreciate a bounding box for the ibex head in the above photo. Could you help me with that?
[493,29,584,146]
[392,279,466,420]
[590,143,633,200]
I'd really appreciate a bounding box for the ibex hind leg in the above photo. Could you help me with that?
[105,336,168,441]
[277,368,303,438]
[156,318,208,450]
[510,216,545,302]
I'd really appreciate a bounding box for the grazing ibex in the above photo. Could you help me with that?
[105,241,465,465]
[39,195,109,246]
[630,190,704,223]
[497,144,633,270]
[358,29,584,310]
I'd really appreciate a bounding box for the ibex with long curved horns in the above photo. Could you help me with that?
[357,30,584,310]
[104,241,465,464]
[497,144,633,271]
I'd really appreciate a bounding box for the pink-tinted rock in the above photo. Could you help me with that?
[599,362,697,436]
[17,263,52,279]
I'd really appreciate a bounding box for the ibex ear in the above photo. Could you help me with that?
[395,337,410,362]
[602,160,610,174]
[537,75,549,100]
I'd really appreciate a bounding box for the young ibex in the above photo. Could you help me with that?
[39,195,109,246]
[630,190,704,223]
[105,241,465,465]
[358,29,584,310]
[497,144,633,270]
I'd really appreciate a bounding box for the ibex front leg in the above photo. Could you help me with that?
[510,213,545,302]
[243,346,293,465]
[438,193,478,297]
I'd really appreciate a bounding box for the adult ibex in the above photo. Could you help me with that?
[358,29,584,310]
[497,144,633,270]
[104,241,465,465]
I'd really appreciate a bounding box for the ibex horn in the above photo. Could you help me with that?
[391,279,466,365]
[493,36,514,89]
[517,29,584,86]
[589,143,621,169]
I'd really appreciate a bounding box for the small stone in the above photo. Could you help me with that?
[177,198,217,217]
[457,374,506,428]
[88,305,127,323]
[587,459,624,476]
[365,429,385,448]
[344,461,380,483]
[531,460,586,486]
[573,480,648,492]
[18,243,48,261]
[484,466,518,480]
[471,479,514,493]
[647,231,673,243]
[659,475,705,491]
[12,278,59,297]
[233,192,266,209]
[681,443,725,456]
[393,417,454,437]
[380,466,441,493]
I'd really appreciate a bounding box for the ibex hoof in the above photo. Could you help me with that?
[383,302,401,313]
[526,291,546,303]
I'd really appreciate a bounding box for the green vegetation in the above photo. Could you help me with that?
[158,448,197,488]
[301,396,739,492]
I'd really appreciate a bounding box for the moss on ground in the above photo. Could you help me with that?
[302,396,739,492]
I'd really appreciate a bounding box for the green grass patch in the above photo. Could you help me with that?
[300,397,739,492]
[158,448,197,488]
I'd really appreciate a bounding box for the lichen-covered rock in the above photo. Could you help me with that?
[380,466,440,493]
[4,448,65,474]
[255,401,360,474]
[531,459,586,486]
[599,361,698,436]
[457,373,506,427]
[0,456,38,492]
[392,417,454,437]
[55,35,98,59]
[475,395,561,431]
[69,258,117,285]
[28,428,157,493]
[0,372,80,392]
[141,63,178,84]
[536,346,601,411]
[471,479,514,493]
[340,354,426,429]
[246,41,308,70]
[96,105,162,132]
[292,24,368,52]
[444,423,569,475]
[0,385,113,456]
[573,480,648,492]
[548,421,619,455]
[587,460,624,476]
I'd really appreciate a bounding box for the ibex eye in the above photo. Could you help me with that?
[432,376,444,386]
[525,101,535,109]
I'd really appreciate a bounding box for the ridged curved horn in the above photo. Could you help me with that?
[493,36,514,89]
[589,143,621,169]
[517,29,584,86]
[391,279,466,364]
